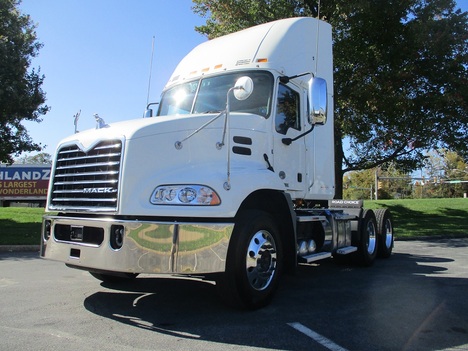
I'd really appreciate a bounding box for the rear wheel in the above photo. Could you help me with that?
[375,208,394,258]
[217,210,283,309]
[353,209,378,266]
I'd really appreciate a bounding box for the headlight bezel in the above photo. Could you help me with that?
[150,184,221,206]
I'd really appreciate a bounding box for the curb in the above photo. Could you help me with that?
[395,234,468,241]
[0,245,40,253]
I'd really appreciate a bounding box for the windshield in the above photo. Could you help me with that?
[157,71,273,118]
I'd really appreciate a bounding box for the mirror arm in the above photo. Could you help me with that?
[146,102,159,110]
[282,125,315,145]
[144,102,159,118]
[279,72,314,84]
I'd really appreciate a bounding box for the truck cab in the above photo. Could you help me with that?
[41,17,394,309]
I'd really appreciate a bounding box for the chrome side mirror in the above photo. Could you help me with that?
[233,76,254,101]
[308,77,327,125]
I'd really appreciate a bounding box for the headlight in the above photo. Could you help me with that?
[150,185,221,206]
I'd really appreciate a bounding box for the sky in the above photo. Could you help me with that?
[19,0,468,157]
[19,0,207,155]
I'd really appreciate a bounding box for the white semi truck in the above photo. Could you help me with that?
[41,17,394,309]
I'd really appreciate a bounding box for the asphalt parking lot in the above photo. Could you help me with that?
[1,239,467,351]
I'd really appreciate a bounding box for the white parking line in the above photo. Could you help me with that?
[288,322,349,351]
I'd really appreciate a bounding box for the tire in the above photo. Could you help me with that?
[353,209,378,266]
[217,210,283,310]
[90,272,139,284]
[375,208,394,258]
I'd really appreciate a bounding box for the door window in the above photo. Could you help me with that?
[275,84,300,135]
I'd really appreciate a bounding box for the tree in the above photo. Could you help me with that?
[343,168,375,200]
[192,0,468,197]
[0,0,49,164]
[14,152,52,164]
[344,164,412,200]
[422,149,468,197]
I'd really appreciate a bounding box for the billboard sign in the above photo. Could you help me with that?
[0,165,51,200]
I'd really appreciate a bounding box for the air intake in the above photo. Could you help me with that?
[49,140,122,212]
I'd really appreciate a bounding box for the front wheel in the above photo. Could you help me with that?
[217,210,283,309]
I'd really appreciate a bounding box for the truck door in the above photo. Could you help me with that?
[272,83,307,195]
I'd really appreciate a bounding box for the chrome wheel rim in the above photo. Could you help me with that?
[245,230,277,291]
[366,221,377,255]
[384,218,393,249]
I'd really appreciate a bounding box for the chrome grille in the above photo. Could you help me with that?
[50,140,122,211]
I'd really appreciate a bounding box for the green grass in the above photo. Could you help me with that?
[1,198,467,245]
[0,207,46,245]
[364,198,468,239]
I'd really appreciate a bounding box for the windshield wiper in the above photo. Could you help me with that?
[202,110,223,114]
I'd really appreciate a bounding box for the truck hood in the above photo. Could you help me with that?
[57,116,181,151]
[51,112,279,217]
[56,113,267,152]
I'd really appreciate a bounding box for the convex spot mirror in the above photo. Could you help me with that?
[308,77,327,125]
[233,76,254,101]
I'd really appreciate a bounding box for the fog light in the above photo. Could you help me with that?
[43,220,51,241]
[110,225,124,250]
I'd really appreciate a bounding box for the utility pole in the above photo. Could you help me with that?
[374,168,379,200]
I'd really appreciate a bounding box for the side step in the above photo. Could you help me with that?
[336,246,358,255]
[297,246,358,264]
[298,252,332,264]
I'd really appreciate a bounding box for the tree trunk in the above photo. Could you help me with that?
[334,125,344,199]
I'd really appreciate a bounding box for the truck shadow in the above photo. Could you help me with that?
[83,250,468,350]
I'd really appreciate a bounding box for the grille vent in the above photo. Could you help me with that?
[49,140,122,212]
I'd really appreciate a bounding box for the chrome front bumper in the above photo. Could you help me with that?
[41,215,234,275]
